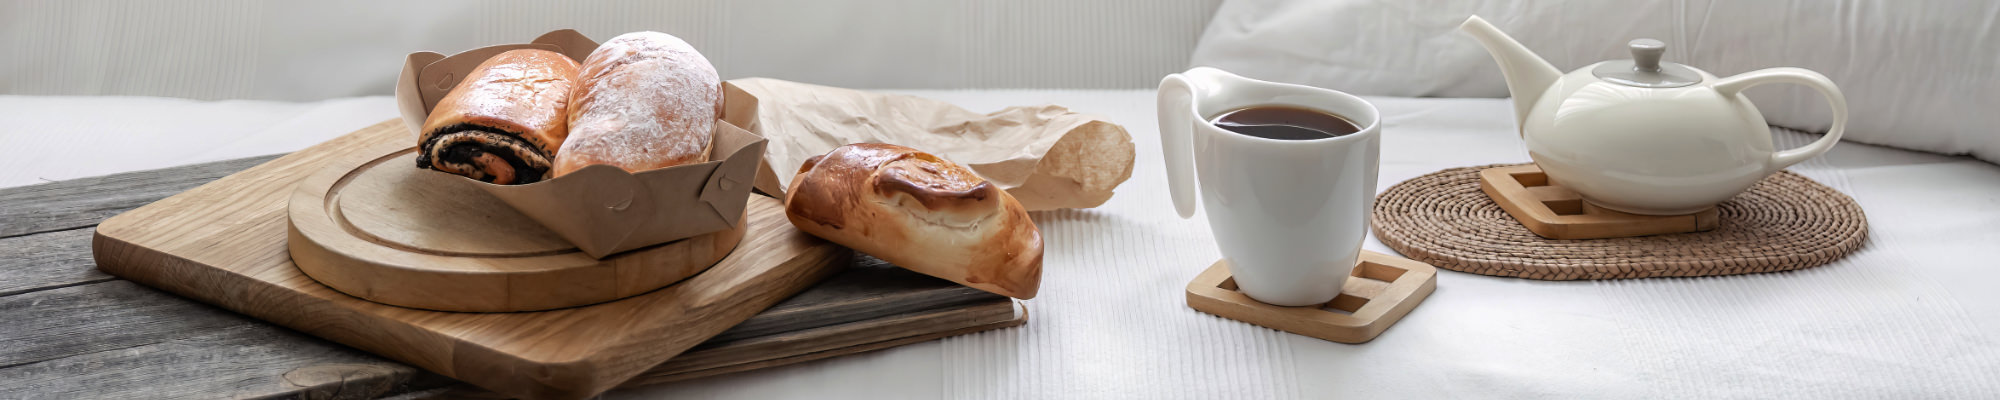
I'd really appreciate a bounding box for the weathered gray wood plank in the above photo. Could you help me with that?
[0,227,112,297]
[0,154,281,238]
[0,280,250,368]
[0,323,449,399]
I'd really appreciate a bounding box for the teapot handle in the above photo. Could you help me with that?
[1157,73,1201,219]
[1712,67,1849,172]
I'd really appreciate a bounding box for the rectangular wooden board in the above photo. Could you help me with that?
[2,143,1023,400]
[93,120,836,399]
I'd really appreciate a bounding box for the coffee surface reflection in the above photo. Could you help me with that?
[1210,105,1361,140]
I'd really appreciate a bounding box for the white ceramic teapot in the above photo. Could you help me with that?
[1461,15,1848,215]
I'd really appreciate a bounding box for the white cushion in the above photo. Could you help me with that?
[1190,0,2000,163]
[0,1,1220,100]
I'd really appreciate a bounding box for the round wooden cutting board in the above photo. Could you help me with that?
[287,148,744,312]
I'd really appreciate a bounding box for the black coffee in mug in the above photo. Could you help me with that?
[1209,105,1361,140]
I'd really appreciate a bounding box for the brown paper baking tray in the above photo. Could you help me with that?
[393,29,765,259]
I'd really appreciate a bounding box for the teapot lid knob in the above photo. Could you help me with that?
[1593,38,1702,88]
[1629,39,1666,72]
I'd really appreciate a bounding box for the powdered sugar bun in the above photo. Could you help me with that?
[554,31,721,176]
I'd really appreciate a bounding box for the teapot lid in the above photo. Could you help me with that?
[1592,39,1702,88]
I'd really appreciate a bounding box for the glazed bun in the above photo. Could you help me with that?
[784,143,1043,299]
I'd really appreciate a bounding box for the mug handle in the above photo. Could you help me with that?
[1158,73,1201,219]
[1712,67,1849,172]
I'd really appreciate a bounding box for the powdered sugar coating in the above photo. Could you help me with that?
[555,31,721,175]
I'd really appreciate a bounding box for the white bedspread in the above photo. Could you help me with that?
[4,91,1995,399]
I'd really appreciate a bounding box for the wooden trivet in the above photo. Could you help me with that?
[1478,164,1718,239]
[1185,251,1437,344]
[1373,164,1868,280]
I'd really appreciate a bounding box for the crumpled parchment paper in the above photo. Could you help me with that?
[734,78,1134,210]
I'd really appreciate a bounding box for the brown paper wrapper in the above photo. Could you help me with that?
[732,78,1134,210]
[394,30,766,259]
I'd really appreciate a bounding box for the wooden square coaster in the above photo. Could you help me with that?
[1478,164,1718,240]
[1185,251,1437,344]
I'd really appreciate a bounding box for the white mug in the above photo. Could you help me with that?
[1158,67,1382,307]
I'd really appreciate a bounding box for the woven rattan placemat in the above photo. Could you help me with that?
[1372,164,1868,280]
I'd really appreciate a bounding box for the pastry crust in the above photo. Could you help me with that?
[417,49,579,185]
[555,31,721,176]
[785,144,1043,299]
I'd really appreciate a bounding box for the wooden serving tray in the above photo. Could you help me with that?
[1186,251,1436,344]
[1478,164,1719,239]
[92,120,847,400]
[287,147,745,312]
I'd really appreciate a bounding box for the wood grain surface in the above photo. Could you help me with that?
[0,155,281,237]
[15,119,1024,400]
[2,154,446,399]
[2,249,1012,399]
[397,299,1022,399]
[1478,164,1720,239]
[2,320,440,399]
[89,120,850,399]
[710,254,1004,342]
[3,119,1022,399]
[287,148,745,312]
[640,302,1025,385]
[1186,251,1437,344]
[0,281,250,369]
[0,227,112,296]
[647,300,1019,383]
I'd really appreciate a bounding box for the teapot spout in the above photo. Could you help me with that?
[1460,15,1562,134]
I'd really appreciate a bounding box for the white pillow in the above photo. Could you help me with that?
[1190,0,2000,164]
